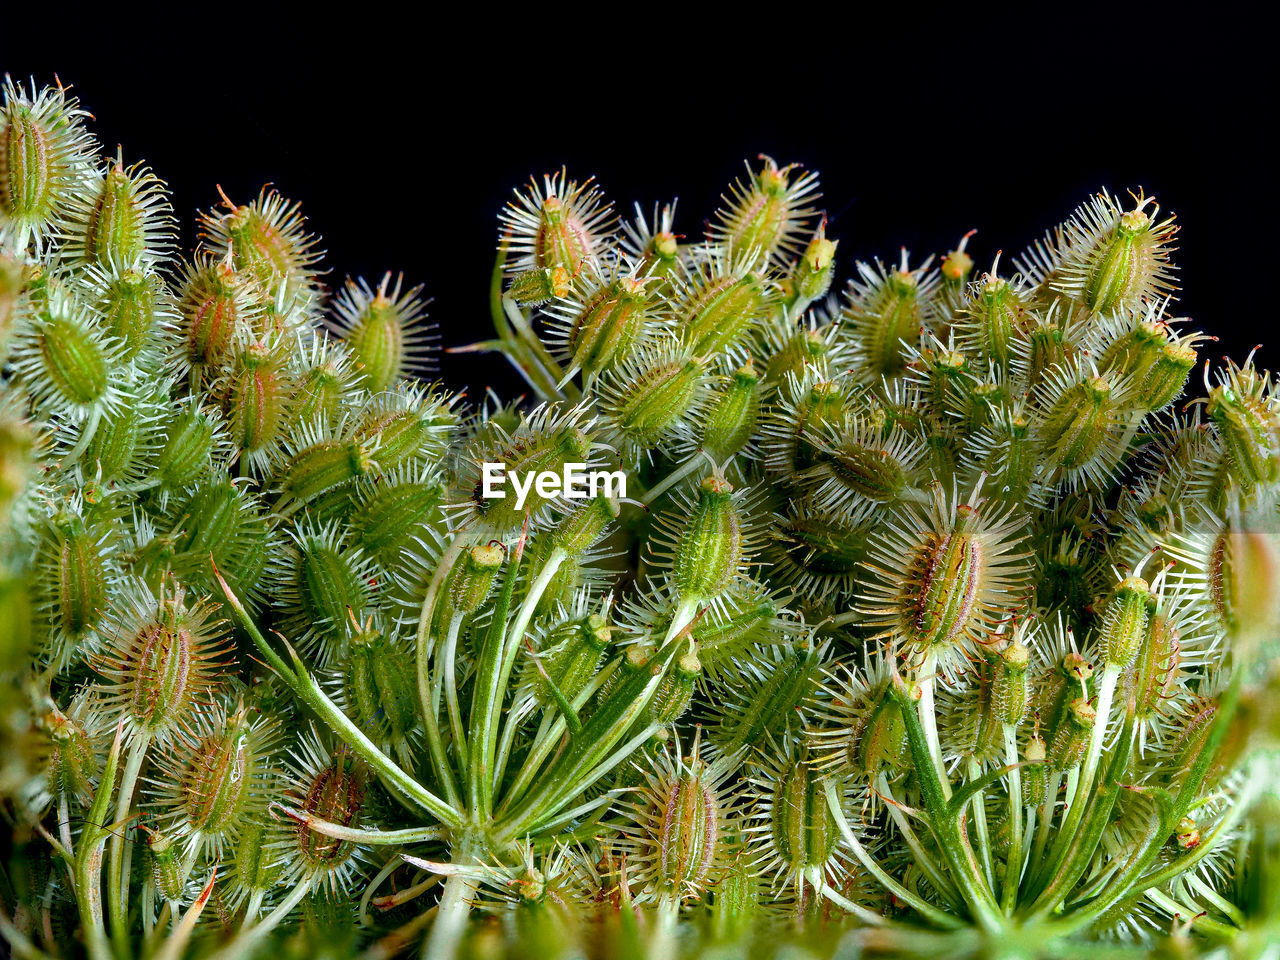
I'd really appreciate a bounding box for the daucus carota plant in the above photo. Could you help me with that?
[1,78,1279,960]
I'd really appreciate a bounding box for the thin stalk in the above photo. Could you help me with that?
[1144,889,1238,941]
[479,546,563,816]
[824,781,964,930]
[108,732,150,956]
[272,803,446,845]
[1001,724,1023,913]
[439,612,468,767]
[216,562,460,826]
[414,534,474,808]
[876,773,961,907]
[501,296,578,402]
[966,758,994,889]
[206,879,312,960]
[640,453,710,506]
[1043,665,1119,882]
[915,652,952,800]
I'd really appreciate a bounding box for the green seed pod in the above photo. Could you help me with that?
[507,266,571,306]
[348,469,444,574]
[1137,338,1197,412]
[448,542,505,618]
[628,203,680,282]
[225,340,294,469]
[675,261,769,358]
[15,301,112,412]
[1021,734,1048,806]
[529,615,612,710]
[67,159,173,267]
[1036,370,1120,484]
[559,274,652,378]
[691,592,780,677]
[38,512,110,642]
[991,639,1031,726]
[788,226,838,311]
[94,582,229,741]
[1206,364,1280,490]
[1048,698,1095,771]
[710,156,819,264]
[855,693,910,780]
[171,708,257,837]
[700,362,761,461]
[816,424,917,506]
[92,267,166,362]
[343,623,418,744]
[1125,610,1180,722]
[962,272,1029,373]
[593,642,648,707]
[1096,576,1154,669]
[504,173,614,275]
[601,345,705,457]
[470,418,593,531]
[45,705,98,802]
[154,403,220,491]
[645,650,701,726]
[277,432,379,510]
[768,758,838,877]
[277,523,372,657]
[294,340,358,425]
[165,472,272,608]
[1,79,95,251]
[551,494,619,556]
[199,188,319,305]
[900,504,988,651]
[710,845,762,940]
[764,378,848,477]
[842,254,936,381]
[354,386,455,471]
[1169,697,1218,782]
[1022,317,1070,391]
[672,476,743,602]
[175,257,258,373]
[761,326,831,388]
[713,644,819,754]
[768,501,870,606]
[641,762,720,897]
[330,274,434,392]
[147,831,190,902]
[1208,526,1280,641]
[1060,195,1178,315]
[230,821,279,900]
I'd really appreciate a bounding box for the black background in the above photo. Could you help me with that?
[3,15,1272,402]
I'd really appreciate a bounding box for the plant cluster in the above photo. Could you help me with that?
[1,78,1279,960]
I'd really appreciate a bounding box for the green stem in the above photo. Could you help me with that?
[1001,724,1024,914]
[966,758,994,889]
[215,562,460,826]
[107,733,149,957]
[824,781,964,930]
[440,612,469,768]
[206,878,312,960]
[915,652,952,800]
[421,844,479,960]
